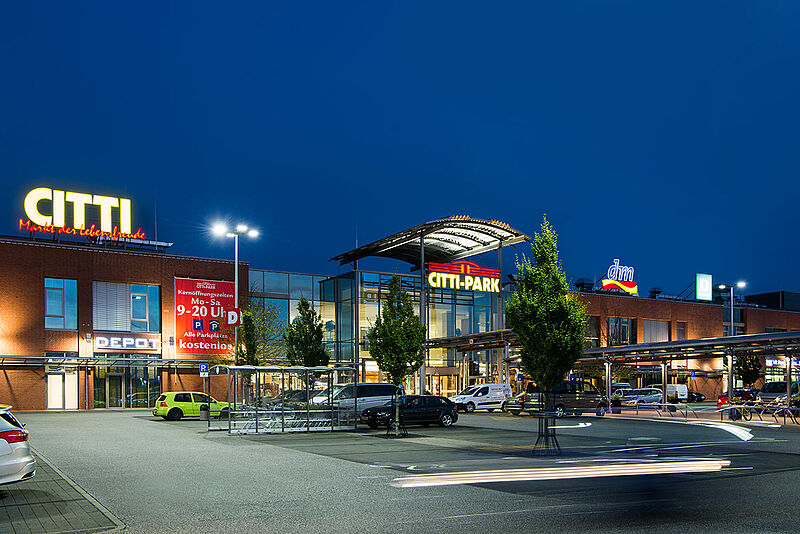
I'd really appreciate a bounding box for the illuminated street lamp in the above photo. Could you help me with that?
[212,222,258,364]
[718,281,745,414]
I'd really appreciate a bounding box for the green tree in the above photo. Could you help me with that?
[283,297,330,367]
[734,354,762,387]
[506,215,588,395]
[230,302,286,366]
[366,275,426,385]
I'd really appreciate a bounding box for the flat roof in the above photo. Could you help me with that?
[330,215,529,269]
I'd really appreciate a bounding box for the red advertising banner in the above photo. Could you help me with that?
[174,277,236,356]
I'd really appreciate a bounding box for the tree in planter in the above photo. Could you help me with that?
[284,297,330,391]
[506,216,587,452]
[734,354,762,388]
[366,275,426,436]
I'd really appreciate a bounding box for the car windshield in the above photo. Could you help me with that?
[458,387,478,396]
[761,382,786,393]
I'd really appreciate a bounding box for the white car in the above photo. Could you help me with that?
[622,388,663,405]
[310,383,402,412]
[449,383,512,413]
[0,408,35,486]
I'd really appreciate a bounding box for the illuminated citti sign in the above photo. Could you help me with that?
[427,261,501,293]
[601,259,638,294]
[19,187,146,240]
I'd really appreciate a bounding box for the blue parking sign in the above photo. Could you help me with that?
[192,319,204,331]
[199,363,209,377]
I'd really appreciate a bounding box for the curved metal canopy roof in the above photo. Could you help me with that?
[330,215,530,268]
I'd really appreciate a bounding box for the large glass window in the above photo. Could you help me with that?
[642,319,669,343]
[584,316,600,348]
[44,278,77,330]
[289,274,313,299]
[249,270,264,293]
[264,272,289,295]
[264,298,289,326]
[130,284,160,332]
[676,321,687,340]
[607,317,635,346]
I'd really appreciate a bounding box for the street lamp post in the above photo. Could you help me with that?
[718,281,746,413]
[213,222,258,365]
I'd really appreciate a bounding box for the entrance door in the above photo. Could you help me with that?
[47,373,64,409]
[107,374,124,408]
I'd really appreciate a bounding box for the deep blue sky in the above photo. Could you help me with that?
[2,2,799,295]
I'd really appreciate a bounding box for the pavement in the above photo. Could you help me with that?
[8,409,800,533]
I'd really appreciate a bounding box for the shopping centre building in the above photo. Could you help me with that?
[3,186,800,410]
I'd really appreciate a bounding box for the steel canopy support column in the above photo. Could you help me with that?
[727,351,734,415]
[604,361,612,401]
[661,362,668,403]
[419,236,426,395]
[787,354,792,408]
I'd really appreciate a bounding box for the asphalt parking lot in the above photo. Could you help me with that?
[9,409,800,533]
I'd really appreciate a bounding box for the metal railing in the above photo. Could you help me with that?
[716,401,800,424]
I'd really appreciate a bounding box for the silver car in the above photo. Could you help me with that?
[0,408,35,485]
[623,388,663,405]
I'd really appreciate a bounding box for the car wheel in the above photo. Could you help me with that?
[440,413,454,427]
[167,408,183,421]
[367,422,378,430]
[596,404,607,416]
[218,408,230,419]
[510,410,522,416]
[465,402,475,413]
[554,404,566,418]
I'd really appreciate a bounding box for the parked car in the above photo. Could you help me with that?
[507,380,608,417]
[449,383,512,413]
[360,395,458,429]
[153,392,230,421]
[311,383,402,412]
[758,381,799,404]
[622,388,663,405]
[613,388,634,398]
[261,389,322,409]
[0,408,36,486]
[717,388,760,408]
[650,384,689,401]
[686,391,706,402]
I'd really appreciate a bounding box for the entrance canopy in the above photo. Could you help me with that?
[581,330,800,363]
[331,215,530,269]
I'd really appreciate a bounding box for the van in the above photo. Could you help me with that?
[651,384,688,401]
[310,383,402,412]
[449,383,512,413]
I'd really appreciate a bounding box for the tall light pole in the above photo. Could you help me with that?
[213,222,259,365]
[718,281,746,410]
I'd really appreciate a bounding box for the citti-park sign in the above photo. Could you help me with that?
[19,187,146,240]
[601,258,638,295]
[427,260,501,293]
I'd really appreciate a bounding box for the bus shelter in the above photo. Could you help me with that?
[208,365,359,434]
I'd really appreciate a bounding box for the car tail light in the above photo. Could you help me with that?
[0,430,28,443]
[160,402,168,407]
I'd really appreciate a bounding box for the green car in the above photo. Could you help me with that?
[152,392,230,421]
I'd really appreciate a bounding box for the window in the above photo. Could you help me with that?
[642,320,669,343]
[607,317,636,346]
[44,278,77,330]
[192,393,211,403]
[264,272,289,295]
[93,282,160,332]
[289,274,313,299]
[174,393,191,402]
[584,316,600,348]
[676,321,687,341]
[583,383,598,394]
[477,387,489,397]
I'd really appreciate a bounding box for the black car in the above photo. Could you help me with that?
[360,395,458,429]
[686,391,706,402]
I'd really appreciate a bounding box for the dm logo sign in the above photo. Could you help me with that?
[601,259,638,295]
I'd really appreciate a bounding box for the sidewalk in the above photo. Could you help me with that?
[0,451,122,534]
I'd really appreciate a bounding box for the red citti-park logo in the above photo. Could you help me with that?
[427,260,501,293]
[601,259,638,295]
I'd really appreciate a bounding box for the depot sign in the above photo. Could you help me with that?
[19,187,146,240]
[427,261,501,293]
[94,334,160,352]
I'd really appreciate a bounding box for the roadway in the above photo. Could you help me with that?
[12,409,800,533]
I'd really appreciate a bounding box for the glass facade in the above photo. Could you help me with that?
[92,357,161,408]
[248,268,510,395]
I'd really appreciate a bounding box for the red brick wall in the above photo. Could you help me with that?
[0,237,248,409]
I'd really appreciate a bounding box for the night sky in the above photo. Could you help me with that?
[2,2,799,295]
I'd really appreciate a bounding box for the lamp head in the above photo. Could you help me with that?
[236,224,248,233]
[718,284,727,290]
[736,281,746,289]
[247,229,259,238]
[212,222,228,236]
